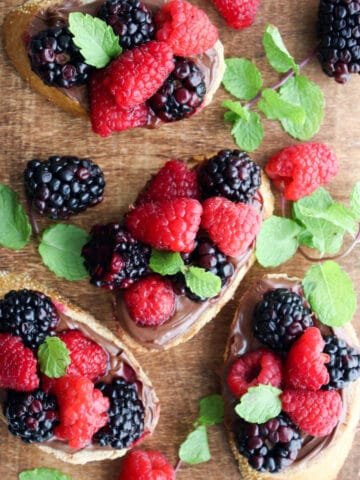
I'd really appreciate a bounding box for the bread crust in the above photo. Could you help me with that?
[0,271,160,464]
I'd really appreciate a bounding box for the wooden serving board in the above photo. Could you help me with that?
[0,0,359,478]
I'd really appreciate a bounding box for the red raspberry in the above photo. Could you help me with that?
[126,198,202,252]
[212,0,260,30]
[102,41,174,108]
[265,143,338,201]
[227,349,283,398]
[90,70,150,137]
[124,275,176,326]
[136,159,200,205]
[119,450,175,480]
[155,0,218,56]
[0,333,39,391]
[201,197,261,257]
[281,389,342,437]
[54,375,109,449]
[285,327,330,391]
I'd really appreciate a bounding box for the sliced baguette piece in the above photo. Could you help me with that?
[0,270,160,464]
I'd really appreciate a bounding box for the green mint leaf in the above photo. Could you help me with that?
[37,337,71,378]
[39,224,90,281]
[314,202,357,236]
[303,261,357,327]
[256,216,302,267]
[350,182,360,220]
[0,185,31,250]
[179,425,211,464]
[258,88,305,126]
[185,266,222,299]
[279,75,324,140]
[222,99,247,118]
[222,58,263,100]
[235,384,282,424]
[198,394,224,426]
[262,24,299,74]
[223,101,264,152]
[150,249,184,276]
[20,468,72,480]
[68,12,122,68]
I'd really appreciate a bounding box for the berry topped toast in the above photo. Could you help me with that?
[222,274,360,480]
[0,271,160,464]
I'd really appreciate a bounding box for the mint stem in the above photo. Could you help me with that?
[174,459,182,474]
[26,198,40,237]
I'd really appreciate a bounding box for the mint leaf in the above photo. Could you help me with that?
[185,267,221,298]
[279,75,324,140]
[314,202,357,236]
[222,58,263,100]
[38,337,71,378]
[39,224,90,280]
[223,101,264,152]
[235,385,282,424]
[256,216,302,267]
[20,468,72,480]
[223,99,246,117]
[150,249,184,276]
[0,185,31,250]
[179,425,211,464]
[198,394,224,426]
[258,89,305,125]
[263,25,299,74]
[303,261,357,327]
[350,182,360,220]
[69,12,122,68]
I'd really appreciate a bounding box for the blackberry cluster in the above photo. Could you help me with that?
[94,378,145,449]
[317,0,360,84]
[236,414,302,473]
[148,58,206,122]
[28,27,93,87]
[82,223,151,290]
[4,389,59,443]
[323,335,360,389]
[97,0,155,50]
[253,288,313,352]
[197,150,261,203]
[0,289,59,350]
[24,156,105,219]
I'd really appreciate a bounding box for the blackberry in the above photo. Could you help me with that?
[323,335,360,389]
[94,378,145,449]
[28,27,93,88]
[0,289,59,350]
[236,414,302,473]
[147,58,206,122]
[82,223,151,290]
[317,0,360,84]
[4,389,59,443]
[24,155,105,219]
[197,150,261,203]
[253,288,313,352]
[97,0,155,50]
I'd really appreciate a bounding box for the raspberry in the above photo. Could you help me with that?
[201,197,261,257]
[136,159,200,204]
[285,327,330,391]
[0,334,39,391]
[265,143,338,201]
[211,0,260,30]
[103,41,175,108]
[155,0,218,56]
[126,198,203,252]
[124,275,176,326]
[281,389,342,437]
[323,336,360,390]
[54,375,109,449]
[227,349,283,398]
[119,450,176,480]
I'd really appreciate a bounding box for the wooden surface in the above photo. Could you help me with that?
[0,0,359,478]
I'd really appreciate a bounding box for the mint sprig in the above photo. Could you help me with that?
[19,468,72,480]
[235,384,282,424]
[38,337,71,378]
[0,185,31,250]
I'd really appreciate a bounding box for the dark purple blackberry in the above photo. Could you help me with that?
[197,150,261,203]
[253,288,313,352]
[4,389,59,443]
[82,223,151,290]
[235,414,302,473]
[147,58,206,122]
[0,289,59,350]
[97,0,155,50]
[94,377,144,449]
[317,0,360,84]
[28,27,93,87]
[322,335,360,389]
[24,155,105,219]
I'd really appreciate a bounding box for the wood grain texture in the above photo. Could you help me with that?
[0,0,359,479]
